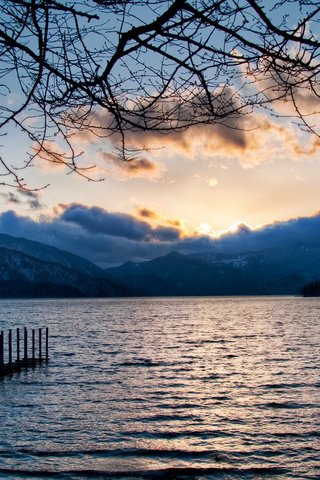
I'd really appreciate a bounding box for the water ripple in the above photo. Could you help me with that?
[0,296,319,479]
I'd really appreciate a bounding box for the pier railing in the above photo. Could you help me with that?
[0,327,48,377]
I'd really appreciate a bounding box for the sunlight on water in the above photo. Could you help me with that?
[0,296,319,479]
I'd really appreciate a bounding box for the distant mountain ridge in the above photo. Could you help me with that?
[0,233,104,278]
[0,232,319,297]
[0,235,127,298]
[105,244,320,296]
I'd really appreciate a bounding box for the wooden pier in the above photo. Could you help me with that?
[0,327,48,378]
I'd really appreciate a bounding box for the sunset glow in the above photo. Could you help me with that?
[0,0,319,269]
[0,3,320,480]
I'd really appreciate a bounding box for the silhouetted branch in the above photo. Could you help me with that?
[0,0,319,188]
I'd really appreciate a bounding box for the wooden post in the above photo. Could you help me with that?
[45,327,49,362]
[39,328,42,362]
[8,329,12,366]
[24,327,28,361]
[16,328,20,365]
[0,331,3,368]
[0,327,48,378]
[32,329,35,363]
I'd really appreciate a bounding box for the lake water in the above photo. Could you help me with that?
[0,296,319,479]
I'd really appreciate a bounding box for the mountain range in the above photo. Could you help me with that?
[105,245,318,296]
[0,233,126,298]
[0,232,319,297]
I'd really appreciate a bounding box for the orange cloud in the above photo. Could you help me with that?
[32,141,67,170]
[137,208,160,220]
[69,87,320,171]
[117,113,320,168]
[293,136,320,156]
[244,58,320,121]
[136,206,184,232]
[69,88,252,159]
[167,219,182,227]
[99,151,166,180]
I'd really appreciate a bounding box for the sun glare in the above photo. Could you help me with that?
[196,221,254,239]
[196,223,213,236]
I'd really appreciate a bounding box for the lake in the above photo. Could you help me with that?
[0,296,319,479]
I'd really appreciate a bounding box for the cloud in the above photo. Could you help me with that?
[1,192,20,204]
[244,58,320,140]
[0,206,183,266]
[61,83,320,180]
[18,189,44,210]
[75,106,320,172]
[211,215,320,253]
[69,89,255,163]
[137,208,160,220]
[32,141,68,169]
[1,189,44,210]
[99,151,166,180]
[60,203,183,244]
[60,203,170,241]
[0,205,320,267]
[136,207,183,229]
[121,113,320,168]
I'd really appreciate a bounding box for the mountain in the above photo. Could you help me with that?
[1,232,319,298]
[105,244,320,296]
[0,238,127,298]
[0,233,103,278]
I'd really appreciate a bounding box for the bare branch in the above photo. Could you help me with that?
[0,0,319,187]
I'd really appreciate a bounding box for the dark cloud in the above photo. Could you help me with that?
[29,199,43,210]
[0,207,181,266]
[60,203,181,242]
[0,206,320,267]
[18,190,44,210]
[99,151,165,180]
[18,189,39,199]
[122,158,158,173]
[1,192,21,204]
[61,203,153,241]
[137,208,159,219]
[152,225,181,242]
[1,189,44,210]
[212,215,320,253]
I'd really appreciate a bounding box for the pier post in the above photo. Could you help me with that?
[17,328,20,365]
[0,331,3,368]
[8,329,12,366]
[0,326,48,378]
[39,328,42,362]
[24,327,28,361]
[32,329,35,363]
[45,327,49,362]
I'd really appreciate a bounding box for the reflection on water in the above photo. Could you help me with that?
[0,296,319,479]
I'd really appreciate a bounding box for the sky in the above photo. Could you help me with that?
[1,110,320,268]
[0,1,320,267]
